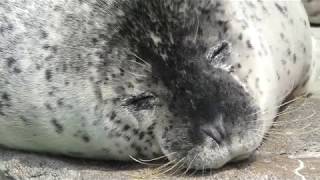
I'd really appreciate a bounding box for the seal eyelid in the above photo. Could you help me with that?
[206,41,231,63]
[125,93,155,104]
[122,92,158,110]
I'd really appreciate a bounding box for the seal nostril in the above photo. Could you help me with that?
[200,114,226,144]
[201,126,223,144]
[215,114,227,139]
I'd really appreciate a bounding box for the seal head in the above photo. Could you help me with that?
[113,0,261,169]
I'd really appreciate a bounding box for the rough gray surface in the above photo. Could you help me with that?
[0,97,320,180]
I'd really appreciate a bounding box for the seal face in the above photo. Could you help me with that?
[0,0,314,170]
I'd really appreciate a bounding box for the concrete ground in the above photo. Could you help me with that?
[1,31,320,180]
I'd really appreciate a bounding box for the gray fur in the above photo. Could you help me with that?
[0,0,316,170]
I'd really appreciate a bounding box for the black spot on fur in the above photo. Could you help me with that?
[124,135,131,141]
[45,69,52,81]
[1,92,10,101]
[40,30,48,39]
[123,124,130,131]
[274,3,287,16]
[45,103,53,110]
[20,116,32,125]
[139,132,145,140]
[51,118,64,134]
[115,120,122,124]
[0,92,11,116]
[217,20,228,33]
[91,37,98,45]
[82,134,90,143]
[280,33,285,40]
[6,57,16,67]
[57,98,64,106]
[246,40,253,49]
[13,67,21,74]
[119,68,125,76]
[293,54,297,63]
[110,111,116,120]
[133,129,139,135]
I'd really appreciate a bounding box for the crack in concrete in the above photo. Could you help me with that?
[293,159,306,180]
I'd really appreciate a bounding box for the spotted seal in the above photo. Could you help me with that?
[0,0,319,170]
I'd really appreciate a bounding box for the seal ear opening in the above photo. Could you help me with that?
[306,35,320,98]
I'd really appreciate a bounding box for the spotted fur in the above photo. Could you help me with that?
[0,0,317,170]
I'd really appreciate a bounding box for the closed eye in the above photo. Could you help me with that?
[206,41,231,63]
[123,92,157,111]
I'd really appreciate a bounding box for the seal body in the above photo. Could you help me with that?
[0,0,315,169]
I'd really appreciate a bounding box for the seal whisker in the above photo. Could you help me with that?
[122,69,148,78]
[248,93,309,117]
[148,159,178,178]
[272,109,316,127]
[189,168,199,176]
[129,155,163,166]
[152,159,177,172]
[168,159,187,176]
[138,152,176,162]
[94,1,114,15]
[183,154,198,175]
[252,106,316,125]
[156,157,186,176]
[141,159,178,179]
[202,163,205,177]
[128,59,152,72]
[250,131,282,143]
[126,50,152,68]
[193,13,200,43]
[246,99,310,124]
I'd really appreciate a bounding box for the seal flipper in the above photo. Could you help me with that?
[306,34,320,98]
